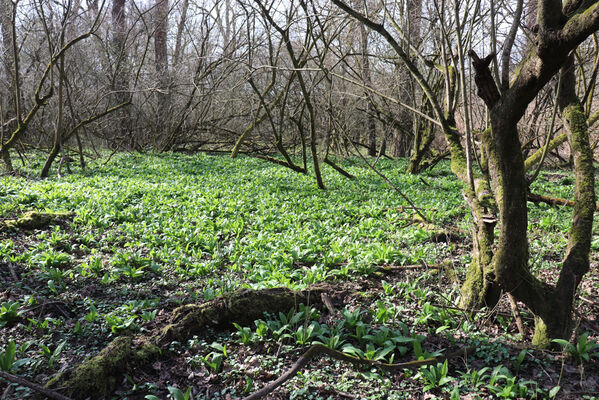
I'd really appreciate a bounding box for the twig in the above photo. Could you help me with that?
[0,370,73,400]
[579,296,599,307]
[507,294,527,338]
[243,344,474,400]
[8,262,18,281]
[320,293,337,315]
[378,263,444,273]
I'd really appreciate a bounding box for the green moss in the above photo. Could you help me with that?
[3,210,74,230]
[460,259,485,310]
[46,336,133,399]
[532,317,551,348]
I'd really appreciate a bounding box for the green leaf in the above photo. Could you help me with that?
[549,386,561,398]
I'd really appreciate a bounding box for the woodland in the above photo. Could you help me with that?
[1,0,599,399]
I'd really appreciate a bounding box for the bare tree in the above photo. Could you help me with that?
[332,0,598,346]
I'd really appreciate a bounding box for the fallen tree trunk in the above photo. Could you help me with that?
[1,211,75,231]
[46,286,327,399]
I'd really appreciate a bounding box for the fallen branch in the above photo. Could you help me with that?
[378,263,444,272]
[243,344,474,400]
[0,370,73,400]
[507,294,527,338]
[527,192,599,211]
[47,286,329,399]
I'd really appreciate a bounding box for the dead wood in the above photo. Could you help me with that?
[46,286,328,399]
[243,344,475,400]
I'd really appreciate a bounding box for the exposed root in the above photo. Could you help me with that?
[0,370,73,400]
[243,344,476,400]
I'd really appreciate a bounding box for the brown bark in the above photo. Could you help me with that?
[111,0,130,142]
[154,0,170,139]
[358,19,376,157]
[173,0,188,67]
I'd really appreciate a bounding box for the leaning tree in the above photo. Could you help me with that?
[332,0,597,347]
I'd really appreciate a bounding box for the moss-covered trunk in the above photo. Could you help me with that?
[460,198,500,310]
[1,147,12,172]
[531,58,596,347]
[470,52,595,347]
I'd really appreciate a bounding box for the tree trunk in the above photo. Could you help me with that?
[391,0,422,158]
[531,56,595,346]
[173,0,188,67]
[358,9,376,157]
[0,0,18,172]
[111,0,130,144]
[154,0,169,142]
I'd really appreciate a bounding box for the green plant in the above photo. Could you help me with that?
[553,332,599,363]
[141,310,158,321]
[341,307,362,329]
[487,376,538,399]
[0,301,23,327]
[41,340,66,369]
[233,323,255,344]
[295,322,320,345]
[459,366,490,388]
[0,341,16,371]
[145,386,193,400]
[105,314,138,333]
[199,343,227,373]
[417,360,452,392]
[381,280,394,296]
[84,304,99,322]
[167,386,193,400]
[513,349,527,374]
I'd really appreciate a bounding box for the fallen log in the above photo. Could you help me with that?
[46,286,327,399]
[1,211,75,231]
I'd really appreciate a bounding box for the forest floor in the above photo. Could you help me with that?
[0,153,598,399]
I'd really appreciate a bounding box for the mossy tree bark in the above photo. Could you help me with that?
[467,4,597,346]
[332,0,598,346]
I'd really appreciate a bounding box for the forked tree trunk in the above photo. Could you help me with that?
[332,0,598,347]
[468,49,595,347]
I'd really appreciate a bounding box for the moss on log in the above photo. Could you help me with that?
[46,337,161,399]
[46,286,326,399]
[159,286,324,344]
[2,211,75,231]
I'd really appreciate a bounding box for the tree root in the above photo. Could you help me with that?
[46,286,328,399]
[1,211,75,231]
[243,344,475,400]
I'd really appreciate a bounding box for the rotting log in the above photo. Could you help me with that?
[1,211,75,231]
[159,286,325,344]
[46,286,328,399]
[45,337,160,400]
